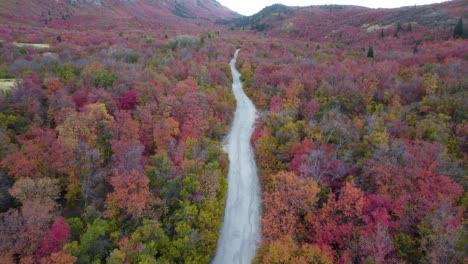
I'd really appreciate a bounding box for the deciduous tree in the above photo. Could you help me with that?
[262,171,319,241]
[1,128,72,179]
[306,182,365,250]
[37,217,71,258]
[105,169,156,219]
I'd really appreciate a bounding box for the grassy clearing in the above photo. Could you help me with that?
[0,79,17,92]
[364,24,393,32]
[13,42,50,49]
[0,40,50,49]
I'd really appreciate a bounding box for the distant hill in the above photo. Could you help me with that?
[217,4,294,31]
[221,0,466,42]
[0,0,240,29]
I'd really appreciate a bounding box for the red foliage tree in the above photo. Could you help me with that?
[1,128,72,179]
[172,93,209,140]
[366,140,463,227]
[153,117,180,153]
[119,90,137,110]
[105,169,156,219]
[109,111,144,172]
[0,199,55,260]
[37,217,70,259]
[262,171,319,242]
[306,182,366,250]
[269,95,283,113]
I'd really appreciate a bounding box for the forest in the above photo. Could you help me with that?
[0,0,466,263]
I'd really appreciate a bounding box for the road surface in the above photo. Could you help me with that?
[213,49,261,264]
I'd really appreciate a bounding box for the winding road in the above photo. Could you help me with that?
[213,49,261,264]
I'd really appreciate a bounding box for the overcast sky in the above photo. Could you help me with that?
[217,0,448,16]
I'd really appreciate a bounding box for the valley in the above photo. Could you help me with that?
[0,0,466,263]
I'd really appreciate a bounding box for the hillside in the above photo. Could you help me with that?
[223,0,466,43]
[0,0,239,29]
[0,0,240,46]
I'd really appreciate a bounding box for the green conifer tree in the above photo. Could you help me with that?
[396,22,402,31]
[453,18,463,39]
[407,23,412,32]
[394,22,403,37]
[367,47,374,58]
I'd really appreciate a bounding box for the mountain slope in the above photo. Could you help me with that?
[222,0,466,42]
[0,0,239,29]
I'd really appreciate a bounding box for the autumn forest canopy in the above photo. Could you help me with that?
[0,0,466,263]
